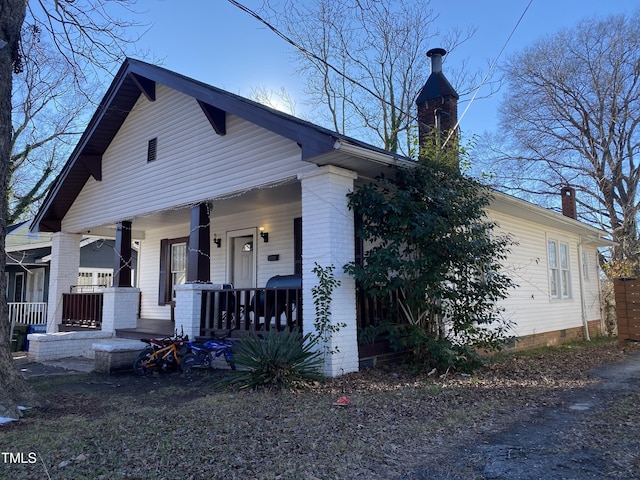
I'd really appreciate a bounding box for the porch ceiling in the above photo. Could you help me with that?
[81,180,302,237]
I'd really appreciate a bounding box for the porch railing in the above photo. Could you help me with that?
[357,288,401,331]
[200,287,302,337]
[61,292,103,329]
[8,302,48,326]
[8,302,48,350]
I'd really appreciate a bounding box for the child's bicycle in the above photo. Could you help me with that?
[133,330,190,376]
[181,331,235,374]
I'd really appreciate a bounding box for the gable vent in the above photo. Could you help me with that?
[147,137,158,162]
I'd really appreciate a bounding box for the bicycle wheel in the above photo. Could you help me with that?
[133,351,155,376]
[181,353,197,374]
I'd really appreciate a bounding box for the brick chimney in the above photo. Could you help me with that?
[561,186,577,219]
[416,48,459,151]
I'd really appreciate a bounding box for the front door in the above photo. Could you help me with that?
[13,272,25,302]
[26,268,46,302]
[232,235,255,289]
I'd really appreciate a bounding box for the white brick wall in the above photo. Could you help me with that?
[27,331,113,361]
[299,166,359,377]
[101,287,141,333]
[174,283,224,340]
[46,233,82,332]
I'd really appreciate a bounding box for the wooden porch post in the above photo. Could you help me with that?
[113,220,132,287]
[187,203,210,283]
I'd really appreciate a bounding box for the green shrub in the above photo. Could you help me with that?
[346,145,516,360]
[421,337,484,374]
[387,324,485,374]
[221,329,324,390]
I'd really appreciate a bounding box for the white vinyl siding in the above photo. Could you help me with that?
[485,208,601,338]
[210,202,301,288]
[62,85,316,233]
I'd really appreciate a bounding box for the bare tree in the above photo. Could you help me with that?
[10,24,93,223]
[478,11,640,272]
[260,0,479,156]
[249,85,298,115]
[0,0,143,420]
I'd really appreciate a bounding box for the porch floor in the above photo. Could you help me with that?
[115,318,175,340]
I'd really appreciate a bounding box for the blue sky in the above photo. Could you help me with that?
[132,0,638,140]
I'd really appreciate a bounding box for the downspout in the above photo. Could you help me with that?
[577,238,590,341]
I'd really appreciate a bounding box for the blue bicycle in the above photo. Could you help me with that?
[181,333,235,373]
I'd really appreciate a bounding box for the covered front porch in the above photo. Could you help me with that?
[31,166,360,376]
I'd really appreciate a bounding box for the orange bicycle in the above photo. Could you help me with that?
[132,332,189,376]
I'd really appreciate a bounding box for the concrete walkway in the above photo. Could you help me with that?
[13,353,95,378]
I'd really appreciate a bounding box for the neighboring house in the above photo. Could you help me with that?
[28,54,611,376]
[6,220,138,327]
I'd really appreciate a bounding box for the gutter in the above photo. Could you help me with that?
[577,239,590,341]
[332,140,412,168]
[576,234,617,341]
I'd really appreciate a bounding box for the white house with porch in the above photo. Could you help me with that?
[28,55,611,376]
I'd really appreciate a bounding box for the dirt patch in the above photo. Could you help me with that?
[2,339,639,479]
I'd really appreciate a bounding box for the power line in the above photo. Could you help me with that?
[229,0,532,151]
[226,0,405,119]
[443,0,534,148]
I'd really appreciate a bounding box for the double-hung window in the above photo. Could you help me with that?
[581,251,590,281]
[159,237,188,305]
[548,238,571,299]
[170,242,187,297]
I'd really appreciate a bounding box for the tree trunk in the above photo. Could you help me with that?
[0,0,39,420]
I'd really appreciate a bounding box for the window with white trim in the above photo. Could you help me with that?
[170,242,187,299]
[548,239,571,299]
[581,251,590,281]
[159,237,188,305]
[77,268,114,292]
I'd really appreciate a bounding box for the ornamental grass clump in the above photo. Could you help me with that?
[222,329,324,390]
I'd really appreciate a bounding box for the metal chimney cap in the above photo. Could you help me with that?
[427,48,447,74]
[427,48,447,57]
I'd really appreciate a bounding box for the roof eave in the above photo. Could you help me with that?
[31,59,339,233]
[489,191,612,244]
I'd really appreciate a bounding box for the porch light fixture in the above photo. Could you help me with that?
[259,226,269,243]
[213,234,221,248]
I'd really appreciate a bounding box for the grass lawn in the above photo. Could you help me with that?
[0,338,634,479]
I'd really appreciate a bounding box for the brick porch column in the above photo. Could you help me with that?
[46,232,82,333]
[174,283,220,340]
[299,165,358,377]
[101,287,141,333]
